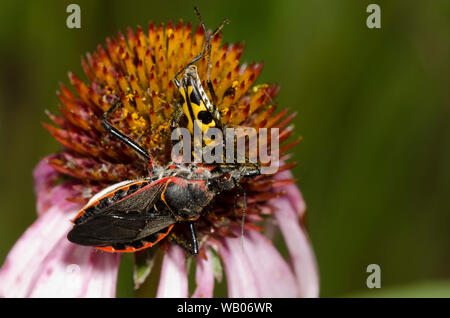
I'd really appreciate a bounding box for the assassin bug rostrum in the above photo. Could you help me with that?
[67,8,261,254]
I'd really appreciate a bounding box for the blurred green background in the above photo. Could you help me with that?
[0,0,449,297]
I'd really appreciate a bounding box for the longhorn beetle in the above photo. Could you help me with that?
[171,7,227,151]
[67,8,260,254]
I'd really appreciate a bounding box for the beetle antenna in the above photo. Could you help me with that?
[194,7,230,103]
[194,7,211,80]
[234,184,246,252]
[188,222,199,255]
[241,188,247,252]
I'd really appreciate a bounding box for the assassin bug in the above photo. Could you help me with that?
[67,9,260,254]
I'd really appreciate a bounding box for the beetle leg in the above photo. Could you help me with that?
[206,79,217,106]
[170,106,184,130]
[194,7,228,106]
[242,163,261,178]
[102,101,155,166]
[174,7,229,101]
[173,48,207,90]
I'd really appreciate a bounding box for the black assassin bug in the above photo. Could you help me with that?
[67,8,260,254]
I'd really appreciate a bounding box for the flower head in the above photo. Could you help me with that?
[0,17,318,297]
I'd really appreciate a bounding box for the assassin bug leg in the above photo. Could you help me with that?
[102,101,154,165]
[188,221,199,255]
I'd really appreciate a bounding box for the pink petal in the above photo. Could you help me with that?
[192,250,215,298]
[219,235,259,297]
[28,240,120,298]
[0,189,79,297]
[81,251,120,297]
[156,245,188,298]
[272,194,319,297]
[0,157,121,297]
[33,156,63,216]
[33,155,60,196]
[33,156,87,218]
[0,189,121,297]
[219,229,300,297]
[242,230,300,297]
[274,169,306,218]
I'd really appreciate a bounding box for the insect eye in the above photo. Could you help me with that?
[197,110,213,124]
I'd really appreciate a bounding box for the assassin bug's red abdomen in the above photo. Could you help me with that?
[69,171,215,253]
[68,158,257,254]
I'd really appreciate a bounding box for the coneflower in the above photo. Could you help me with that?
[0,16,318,298]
